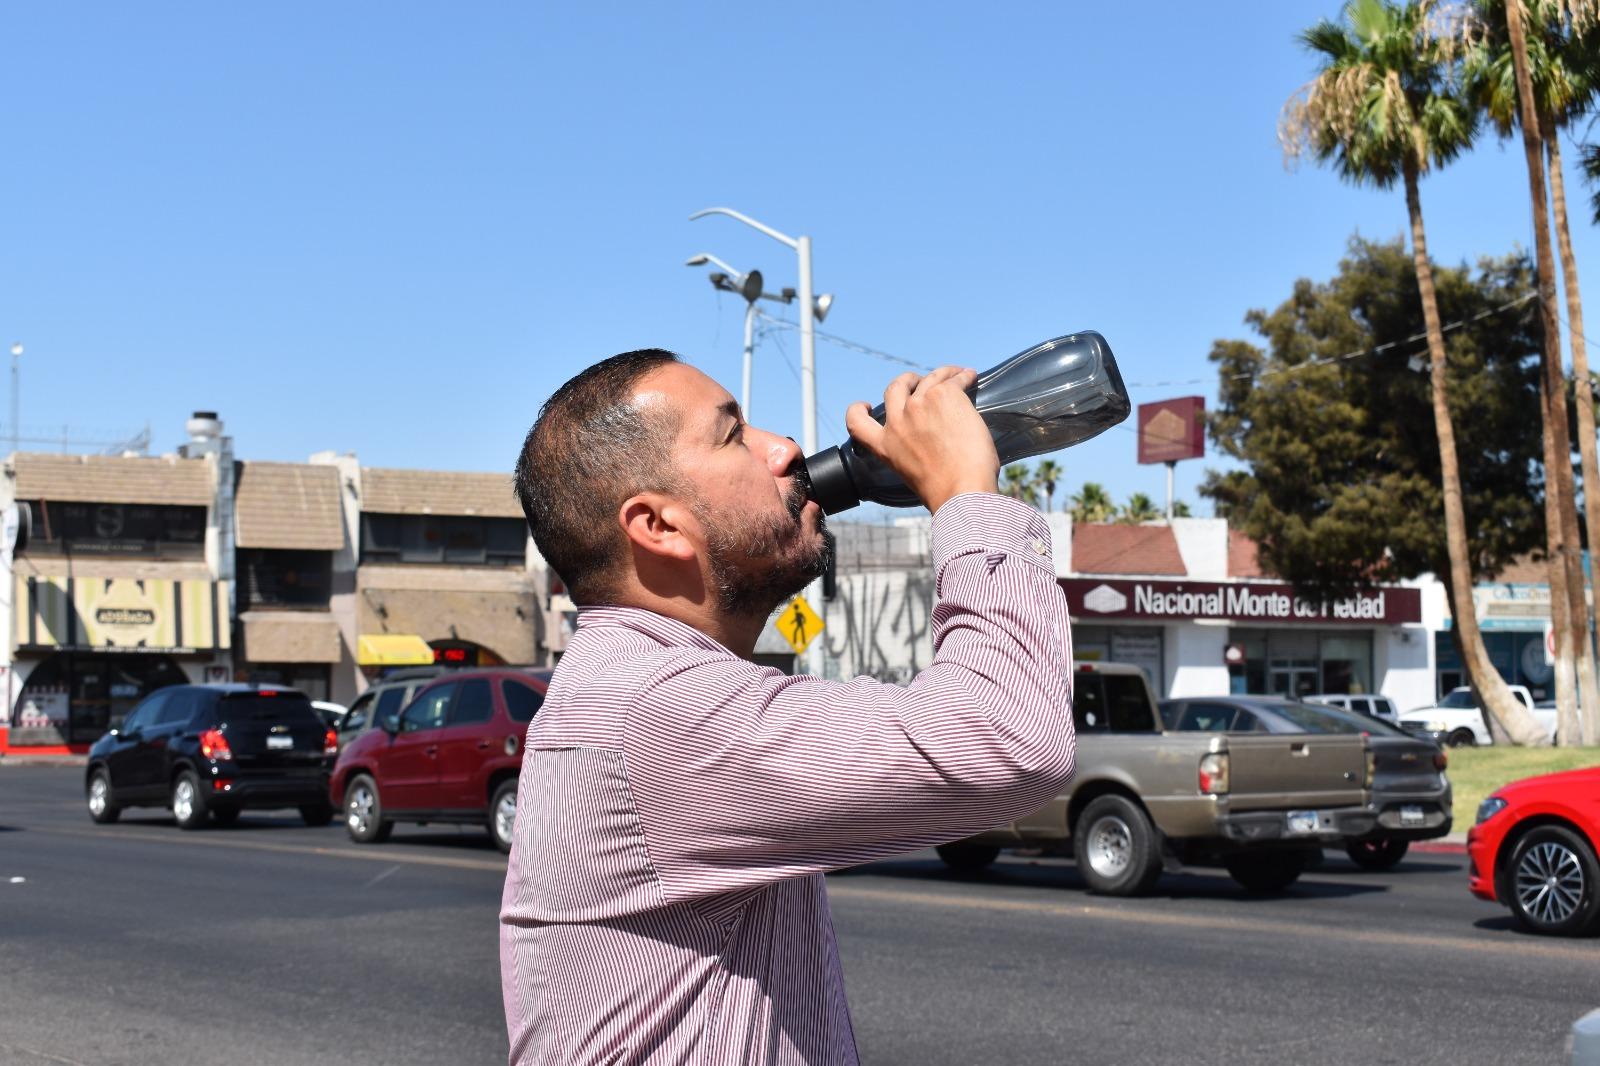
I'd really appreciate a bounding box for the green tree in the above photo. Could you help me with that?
[1119,493,1162,524]
[1462,0,1599,743]
[1035,459,1063,513]
[1202,238,1546,713]
[1070,482,1117,523]
[1001,463,1039,506]
[1172,500,1193,519]
[1282,0,1547,744]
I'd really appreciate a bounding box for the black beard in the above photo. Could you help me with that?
[700,477,834,619]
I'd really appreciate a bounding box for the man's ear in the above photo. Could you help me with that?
[619,493,698,562]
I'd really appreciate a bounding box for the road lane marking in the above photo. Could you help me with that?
[362,863,404,889]
[824,883,1599,964]
[36,825,507,873]
[0,1041,90,1065]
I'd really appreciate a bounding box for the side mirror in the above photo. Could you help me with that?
[380,715,399,736]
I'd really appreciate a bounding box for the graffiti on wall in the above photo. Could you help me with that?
[819,568,935,684]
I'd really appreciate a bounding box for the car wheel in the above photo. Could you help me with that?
[86,770,121,825]
[1345,837,1409,871]
[1506,825,1600,936]
[1446,728,1477,748]
[210,806,241,827]
[1224,849,1307,893]
[299,803,336,827]
[1072,795,1164,897]
[344,775,392,844]
[935,843,1001,874]
[171,771,209,830]
[489,779,518,854]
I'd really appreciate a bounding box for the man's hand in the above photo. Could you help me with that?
[845,367,1000,514]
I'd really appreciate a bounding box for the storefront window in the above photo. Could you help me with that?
[242,664,331,702]
[1435,631,1550,700]
[11,653,187,745]
[26,500,206,558]
[1074,625,1164,694]
[1227,628,1373,698]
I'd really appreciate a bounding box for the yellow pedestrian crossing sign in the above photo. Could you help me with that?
[774,595,823,655]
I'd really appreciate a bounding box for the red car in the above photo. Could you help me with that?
[1467,766,1600,936]
[330,668,549,853]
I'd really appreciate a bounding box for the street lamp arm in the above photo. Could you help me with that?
[689,207,799,250]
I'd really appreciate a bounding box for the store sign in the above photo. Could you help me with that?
[1136,397,1205,464]
[1061,578,1421,626]
[1444,583,1553,632]
[13,575,230,653]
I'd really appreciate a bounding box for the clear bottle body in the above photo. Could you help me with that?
[803,331,1130,513]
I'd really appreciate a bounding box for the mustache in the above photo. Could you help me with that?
[785,464,813,522]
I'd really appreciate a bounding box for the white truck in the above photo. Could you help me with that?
[1398,685,1556,746]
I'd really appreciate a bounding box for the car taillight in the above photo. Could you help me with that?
[1198,752,1229,795]
[199,729,233,761]
[1365,750,1376,788]
[323,728,338,757]
[1433,751,1448,771]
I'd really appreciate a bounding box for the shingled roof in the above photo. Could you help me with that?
[235,462,345,550]
[1072,524,1187,576]
[360,467,522,518]
[13,453,213,506]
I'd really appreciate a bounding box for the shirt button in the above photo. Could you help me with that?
[1031,538,1048,556]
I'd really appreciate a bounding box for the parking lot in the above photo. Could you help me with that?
[0,762,1592,1066]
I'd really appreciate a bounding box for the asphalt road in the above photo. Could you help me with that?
[0,763,1592,1066]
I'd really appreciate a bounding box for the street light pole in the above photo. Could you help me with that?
[689,208,817,456]
[741,300,757,422]
[796,236,816,456]
[9,343,21,457]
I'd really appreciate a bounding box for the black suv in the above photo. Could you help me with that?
[85,684,338,830]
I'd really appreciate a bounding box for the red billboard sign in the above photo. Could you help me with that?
[1060,577,1422,626]
[1137,396,1205,464]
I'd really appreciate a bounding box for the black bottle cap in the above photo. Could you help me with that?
[803,446,860,515]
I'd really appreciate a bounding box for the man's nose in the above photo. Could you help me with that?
[752,428,803,477]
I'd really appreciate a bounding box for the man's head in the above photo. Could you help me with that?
[514,351,831,621]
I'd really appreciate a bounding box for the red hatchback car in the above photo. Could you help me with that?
[330,668,549,853]
[1467,766,1600,936]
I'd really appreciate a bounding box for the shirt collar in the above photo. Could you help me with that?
[575,604,733,656]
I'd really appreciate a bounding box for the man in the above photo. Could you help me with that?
[503,350,1074,1065]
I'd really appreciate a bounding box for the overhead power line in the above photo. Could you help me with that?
[757,290,1542,391]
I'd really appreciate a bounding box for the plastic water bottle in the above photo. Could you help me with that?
[803,331,1130,514]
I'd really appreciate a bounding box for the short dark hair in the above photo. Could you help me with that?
[514,349,682,604]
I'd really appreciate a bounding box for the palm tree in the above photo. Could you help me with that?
[1283,0,1547,743]
[1463,0,1600,745]
[1172,500,1193,519]
[1000,463,1040,507]
[1120,493,1162,524]
[1035,459,1063,513]
[1069,482,1117,524]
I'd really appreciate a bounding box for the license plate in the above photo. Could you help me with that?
[1286,810,1319,835]
[1400,804,1425,826]
[266,735,293,750]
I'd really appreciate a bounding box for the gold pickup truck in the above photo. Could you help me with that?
[941,661,1376,895]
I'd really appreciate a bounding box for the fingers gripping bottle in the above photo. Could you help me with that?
[802,331,1132,514]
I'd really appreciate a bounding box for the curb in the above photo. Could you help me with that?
[0,755,88,768]
[1411,839,1467,854]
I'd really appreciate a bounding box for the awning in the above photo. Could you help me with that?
[240,612,342,664]
[357,633,434,666]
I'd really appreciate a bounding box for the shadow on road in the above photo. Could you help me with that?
[834,854,1393,902]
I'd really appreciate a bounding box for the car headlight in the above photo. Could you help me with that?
[1476,796,1508,825]
[1426,721,1448,732]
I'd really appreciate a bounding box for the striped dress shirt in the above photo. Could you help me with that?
[500,493,1075,1065]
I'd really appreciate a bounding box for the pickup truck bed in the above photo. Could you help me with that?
[947,664,1374,895]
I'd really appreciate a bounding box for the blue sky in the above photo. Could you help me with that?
[2,2,1594,516]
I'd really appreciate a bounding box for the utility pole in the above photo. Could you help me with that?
[9,343,21,456]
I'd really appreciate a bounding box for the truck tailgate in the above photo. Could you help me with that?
[1224,734,1367,811]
